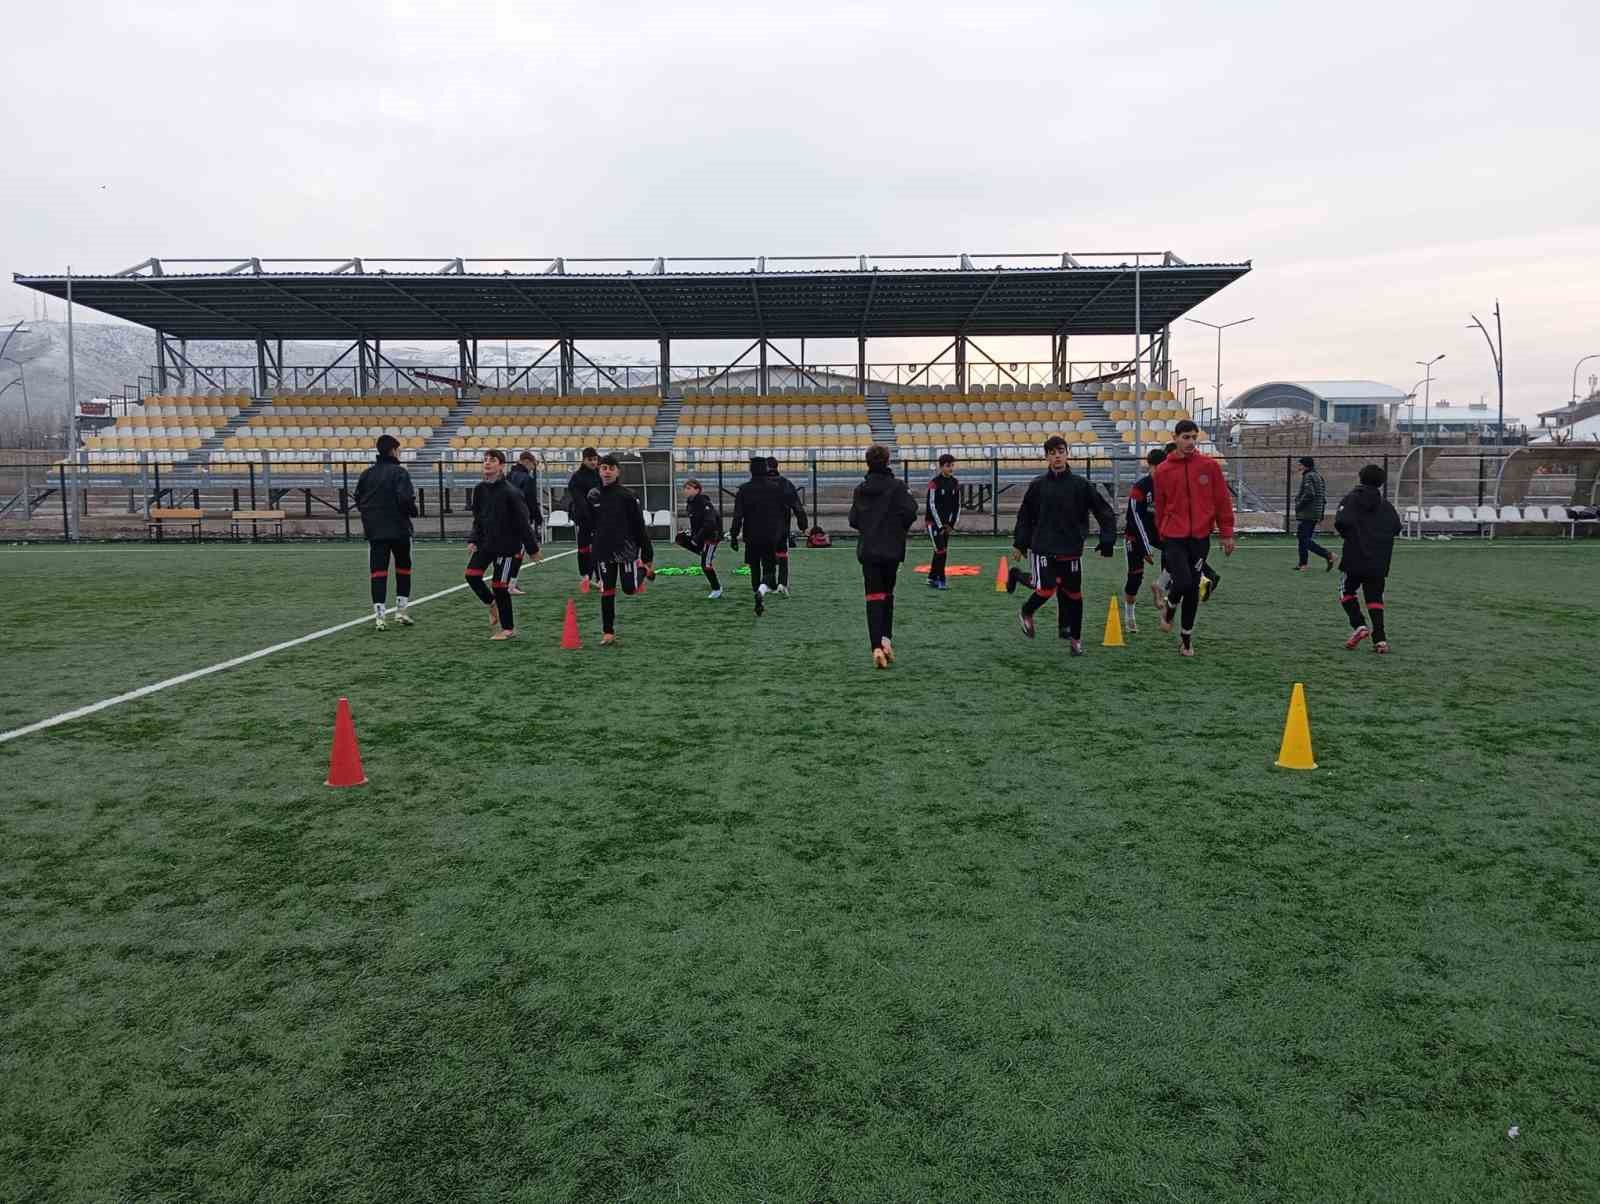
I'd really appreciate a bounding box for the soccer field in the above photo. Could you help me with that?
[2,538,1597,1202]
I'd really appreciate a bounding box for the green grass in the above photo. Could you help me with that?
[2,538,1598,1202]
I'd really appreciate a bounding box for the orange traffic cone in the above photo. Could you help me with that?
[325,696,367,788]
[560,597,583,650]
[994,556,1010,593]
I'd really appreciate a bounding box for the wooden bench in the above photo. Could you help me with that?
[147,507,205,541]
[228,509,287,541]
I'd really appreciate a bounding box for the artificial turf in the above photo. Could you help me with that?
[1,538,1597,1202]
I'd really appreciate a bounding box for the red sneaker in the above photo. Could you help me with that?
[1345,625,1371,650]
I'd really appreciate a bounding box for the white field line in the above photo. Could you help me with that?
[0,549,576,747]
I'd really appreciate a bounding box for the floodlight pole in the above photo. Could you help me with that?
[1415,354,1445,443]
[1184,315,1254,435]
[66,267,79,541]
[1571,352,1599,404]
[1467,302,1504,444]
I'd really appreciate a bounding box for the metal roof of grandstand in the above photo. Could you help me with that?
[14,253,1250,342]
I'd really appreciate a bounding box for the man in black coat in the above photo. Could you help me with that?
[566,447,603,594]
[766,456,809,596]
[730,455,789,617]
[1011,434,1118,654]
[587,453,655,646]
[848,444,919,668]
[466,449,540,640]
[506,451,544,595]
[353,434,418,630]
[1294,455,1335,572]
[1334,463,1403,654]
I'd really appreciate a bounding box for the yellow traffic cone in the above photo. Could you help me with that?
[1274,682,1318,770]
[1102,596,1125,647]
[994,556,1010,593]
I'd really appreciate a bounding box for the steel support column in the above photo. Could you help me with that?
[457,338,469,394]
[559,339,575,396]
[857,337,867,395]
[955,337,968,393]
[759,340,769,396]
[1052,334,1068,386]
[658,337,671,399]
[155,331,170,392]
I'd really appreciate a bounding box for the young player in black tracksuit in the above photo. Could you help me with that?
[466,449,540,640]
[506,451,544,594]
[767,456,808,596]
[588,453,655,646]
[730,456,788,616]
[924,453,961,588]
[565,447,602,594]
[1334,463,1403,654]
[674,478,723,598]
[353,434,418,630]
[1011,435,1118,654]
[1121,448,1164,632]
[849,444,919,668]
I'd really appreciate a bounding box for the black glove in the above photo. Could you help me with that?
[1096,540,1115,559]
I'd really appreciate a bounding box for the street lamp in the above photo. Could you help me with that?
[1467,302,1505,444]
[1184,315,1254,433]
[1,321,29,366]
[1415,354,1445,442]
[1572,353,1600,404]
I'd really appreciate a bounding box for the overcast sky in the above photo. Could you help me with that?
[3,0,1595,418]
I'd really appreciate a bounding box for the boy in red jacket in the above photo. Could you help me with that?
[1152,420,1235,657]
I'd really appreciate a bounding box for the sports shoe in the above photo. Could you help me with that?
[1007,567,1023,595]
[1344,624,1371,650]
[1125,608,1138,634]
[393,609,414,626]
[600,632,617,647]
[579,577,591,594]
[927,578,940,589]
[490,628,516,641]
[1202,572,1221,601]
[374,614,388,631]
[1067,637,1084,656]
[508,584,526,596]
[1294,564,1308,572]
[872,647,889,670]
[1149,581,1165,610]
[1159,607,1174,633]
[1374,640,1390,655]
[776,584,789,597]
[1019,610,1036,638]
[754,593,765,617]
[706,589,722,599]
[935,579,949,590]
[1179,642,1196,658]
[1324,554,1336,573]
[880,638,894,664]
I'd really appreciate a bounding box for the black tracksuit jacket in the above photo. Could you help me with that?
[776,475,809,532]
[470,477,539,558]
[507,462,543,528]
[1334,484,1402,578]
[1012,467,1118,556]
[589,480,655,565]
[1125,472,1159,555]
[687,491,722,542]
[849,467,919,563]
[566,465,601,530]
[731,474,790,546]
[925,474,960,531]
[353,455,416,542]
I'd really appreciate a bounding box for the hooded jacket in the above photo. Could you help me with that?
[589,479,654,565]
[566,464,601,529]
[776,474,809,532]
[849,467,918,564]
[1153,450,1235,541]
[353,455,417,542]
[1294,468,1328,523]
[1334,484,1402,578]
[469,476,539,557]
[507,461,544,527]
[731,461,790,546]
[1012,467,1117,557]
[686,490,722,543]
[1125,472,1159,555]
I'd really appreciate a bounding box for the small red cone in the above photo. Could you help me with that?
[560,597,583,650]
[325,696,367,788]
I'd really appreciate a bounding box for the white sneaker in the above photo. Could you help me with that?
[374,614,388,631]
[393,609,414,626]
[758,583,769,598]
[707,589,722,599]
[777,584,790,597]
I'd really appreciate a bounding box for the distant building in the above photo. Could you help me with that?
[1229,381,1409,433]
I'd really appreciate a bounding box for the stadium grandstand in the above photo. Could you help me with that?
[11,250,1254,536]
